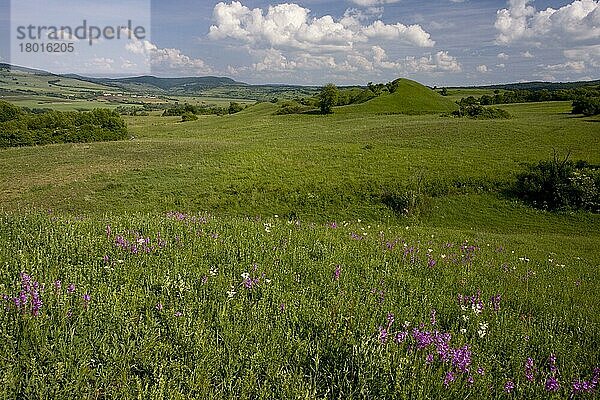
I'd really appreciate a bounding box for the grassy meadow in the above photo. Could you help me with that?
[0,86,599,398]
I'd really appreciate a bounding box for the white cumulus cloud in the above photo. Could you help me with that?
[495,0,600,45]
[543,60,586,72]
[126,40,213,75]
[209,1,435,49]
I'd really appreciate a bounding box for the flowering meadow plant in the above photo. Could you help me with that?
[0,212,597,398]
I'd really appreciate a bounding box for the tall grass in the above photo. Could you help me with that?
[1,212,598,398]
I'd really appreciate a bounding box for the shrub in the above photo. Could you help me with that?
[452,105,511,119]
[274,101,311,115]
[512,153,599,212]
[228,102,244,114]
[0,101,22,123]
[181,112,198,122]
[572,97,600,116]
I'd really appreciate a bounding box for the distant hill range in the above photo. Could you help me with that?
[64,74,244,92]
[452,80,600,91]
[1,63,598,100]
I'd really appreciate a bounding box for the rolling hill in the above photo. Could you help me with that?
[338,79,458,115]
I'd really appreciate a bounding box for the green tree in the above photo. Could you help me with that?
[0,101,23,123]
[319,83,339,115]
[228,102,244,114]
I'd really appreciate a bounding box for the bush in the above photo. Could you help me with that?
[572,97,600,116]
[512,153,599,212]
[0,101,23,123]
[274,101,311,115]
[181,112,198,122]
[228,102,244,114]
[452,105,511,119]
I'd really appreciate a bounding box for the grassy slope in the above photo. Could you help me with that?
[338,79,458,115]
[0,96,599,398]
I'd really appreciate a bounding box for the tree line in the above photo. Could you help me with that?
[458,86,600,116]
[0,101,128,148]
[162,102,245,120]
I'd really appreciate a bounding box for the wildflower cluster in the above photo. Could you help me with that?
[111,227,166,255]
[2,272,43,316]
[377,312,477,388]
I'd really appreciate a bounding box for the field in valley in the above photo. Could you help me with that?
[0,84,599,398]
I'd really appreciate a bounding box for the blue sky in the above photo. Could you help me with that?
[1,0,599,85]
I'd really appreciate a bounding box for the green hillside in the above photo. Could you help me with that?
[339,79,458,115]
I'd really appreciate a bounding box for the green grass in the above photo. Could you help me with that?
[0,212,598,398]
[339,79,458,115]
[0,95,599,398]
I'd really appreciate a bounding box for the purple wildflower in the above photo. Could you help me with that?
[67,283,76,294]
[425,354,434,365]
[333,265,341,281]
[549,353,558,374]
[378,326,388,344]
[491,294,501,311]
[82,293,91,307]
[19,291,27,309]
[430,309,437,326]
[524,357,536,382]
[156,303,163,311]
[451,344,472,373]
[387,312,395,327]
[279,303,285,312]
[412,328,434,349]
[428,257,437,268]
[504,380,515,394]
[54,280,62,291]
[31,292,42,316]
[106,225,111,238]
[545,376,560,392]
[444,371,455,388]
[395,331,408,344]
[350,233,363,241]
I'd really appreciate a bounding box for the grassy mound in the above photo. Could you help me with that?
[234,101,280,117]
[339,79,458,115]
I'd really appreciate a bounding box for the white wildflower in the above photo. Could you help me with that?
[227,286,236,298]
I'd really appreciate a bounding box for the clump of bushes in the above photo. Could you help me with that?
[274,101,311,115]
[572,97,600,116]
[163,102,245,117]
[181,112,198,122]
[228,102,244,114]
[0,101,128,148]
[512,153,599,212]
[450,103,511,119]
